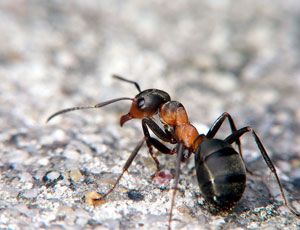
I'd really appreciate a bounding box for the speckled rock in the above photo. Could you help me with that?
[0,1,300,230]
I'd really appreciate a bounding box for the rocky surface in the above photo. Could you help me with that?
[0,0,300,229]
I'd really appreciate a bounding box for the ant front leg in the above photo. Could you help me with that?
[99,138,145,200]
[142,117,175,175]
[225,127,300,217]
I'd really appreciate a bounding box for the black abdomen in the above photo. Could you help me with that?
[195,139,246,209]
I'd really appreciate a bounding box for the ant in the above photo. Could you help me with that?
[47,75,300,229]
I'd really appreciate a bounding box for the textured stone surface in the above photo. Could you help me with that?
[1,0,300,229]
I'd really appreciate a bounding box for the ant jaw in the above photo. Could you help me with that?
[120,113,134,126]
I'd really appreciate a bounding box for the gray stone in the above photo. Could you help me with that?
[0,1,300,230]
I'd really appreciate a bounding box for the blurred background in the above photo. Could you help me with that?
[1,0,300,229]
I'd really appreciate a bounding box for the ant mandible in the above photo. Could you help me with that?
[47,74,300,229]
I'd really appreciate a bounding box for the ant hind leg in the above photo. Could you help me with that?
[225,126,300,217]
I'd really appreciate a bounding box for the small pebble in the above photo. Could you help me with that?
[52,129,67,142]
[85,191,104,206]
[37,157,49,166]
[44,171,61,181]
[42,171,63,187]
[63,149,80,160]
[127,190,144,201]
[21,189,38,200]
[69,168,83,182]
[76,217,89,226]
[18,172,33,183]
[153,170,173,186]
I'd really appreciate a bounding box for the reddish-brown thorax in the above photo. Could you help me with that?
[120,99,207,153]
[160,101,206,152]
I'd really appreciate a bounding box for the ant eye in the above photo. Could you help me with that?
[137,98,145,109]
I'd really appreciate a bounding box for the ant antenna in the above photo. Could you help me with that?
[46,97,133,123]
[112,74,142,93]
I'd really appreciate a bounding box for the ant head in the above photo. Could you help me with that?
[120,89,171,126]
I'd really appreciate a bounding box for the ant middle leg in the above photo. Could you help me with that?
[168,141,184,230]
[142,117,176,175]
[225,126,300,217]
[206,112,242,153]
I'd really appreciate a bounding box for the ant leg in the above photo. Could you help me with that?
[112,74,141,92]
[206,112,257,175]
[100,138,145,200]
[146,144,161,175]
[142,117,175,174]
[206,112,241,153]
[169,141,184,230]
[225,127,300,217]
[142,117,175,143]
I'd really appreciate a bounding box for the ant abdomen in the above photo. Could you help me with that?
[195,139,246,209]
